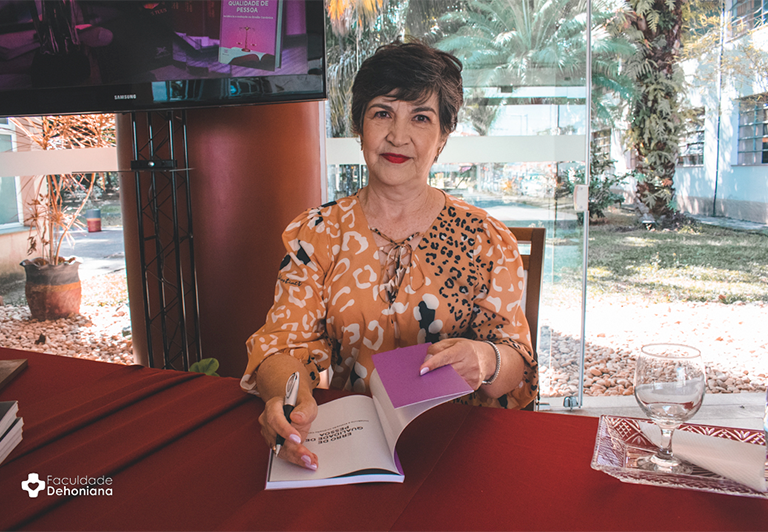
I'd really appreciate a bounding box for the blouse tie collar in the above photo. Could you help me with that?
[370,227,419,304]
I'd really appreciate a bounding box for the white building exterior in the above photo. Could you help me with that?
[675,1,768,224]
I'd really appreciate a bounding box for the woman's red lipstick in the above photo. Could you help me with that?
[382,153,410,164]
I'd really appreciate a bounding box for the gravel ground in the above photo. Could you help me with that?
[0,272,765,399]
[0,271,133,365]
[540,292,767,397]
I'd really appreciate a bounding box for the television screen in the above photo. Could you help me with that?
[0,0,326,117]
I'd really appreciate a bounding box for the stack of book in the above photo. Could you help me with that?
[0,401,22,465]
[0,359,27,465]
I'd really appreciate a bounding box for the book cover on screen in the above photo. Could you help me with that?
[218,0,284,70]
[265,344,473,490]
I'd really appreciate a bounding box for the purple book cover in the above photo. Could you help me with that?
[218,0,282,68]
[372,344,473,409]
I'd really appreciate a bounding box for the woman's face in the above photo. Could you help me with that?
[360,92,446,190]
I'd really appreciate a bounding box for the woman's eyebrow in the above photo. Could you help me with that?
[368,102,437,115]
[412,105,437,114]
[368,102,394,112]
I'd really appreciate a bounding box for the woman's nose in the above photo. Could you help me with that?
[386,118,408,146]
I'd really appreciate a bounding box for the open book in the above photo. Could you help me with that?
[265,344,472,490]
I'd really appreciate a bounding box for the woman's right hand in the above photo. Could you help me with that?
[255,354,319,470]
[259,387,318,470]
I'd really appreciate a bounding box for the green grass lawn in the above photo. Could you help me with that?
[572,210,768,303]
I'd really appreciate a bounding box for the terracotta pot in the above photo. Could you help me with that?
[20,258,82,320]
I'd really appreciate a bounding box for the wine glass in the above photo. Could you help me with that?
[633,343,706,474]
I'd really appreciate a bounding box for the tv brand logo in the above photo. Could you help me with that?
[21,473,46,498]
[114,94,137,100]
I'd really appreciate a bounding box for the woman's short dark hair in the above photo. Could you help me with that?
[351,39,463,139]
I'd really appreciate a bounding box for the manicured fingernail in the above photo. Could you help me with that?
[289,434,301,444]
[301,455,314,468]
[420,367,429,376]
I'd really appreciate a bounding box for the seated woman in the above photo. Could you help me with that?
[240,39,538,471]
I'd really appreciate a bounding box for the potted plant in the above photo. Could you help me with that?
[9,114,115,320]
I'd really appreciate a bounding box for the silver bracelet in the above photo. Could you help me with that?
[481,341,501,385]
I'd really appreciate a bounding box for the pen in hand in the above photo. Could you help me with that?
[274,371,300,457]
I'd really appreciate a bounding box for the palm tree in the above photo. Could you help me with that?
[461,88,502,136]
[325,0,454,138]
[434,0,637,124]
[326,1,413,138]
[325,0,413,198]
[326,0,387,37]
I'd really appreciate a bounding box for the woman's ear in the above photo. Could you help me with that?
[435,138,447,161]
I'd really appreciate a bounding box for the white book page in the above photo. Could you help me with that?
[370,370,445,457]
[267,394,399,485]
[0,401,18,436]
[0,417,23,465]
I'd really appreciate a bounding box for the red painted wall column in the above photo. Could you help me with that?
[117,103,322,378]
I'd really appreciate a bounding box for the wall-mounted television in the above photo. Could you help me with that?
[0,0,326,117]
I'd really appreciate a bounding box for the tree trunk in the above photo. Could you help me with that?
[628,0,686,220]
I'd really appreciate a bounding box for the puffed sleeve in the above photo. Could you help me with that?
[469,216,538,409]
[240,207,333,395]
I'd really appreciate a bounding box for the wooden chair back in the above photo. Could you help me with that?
[506,226,546,410]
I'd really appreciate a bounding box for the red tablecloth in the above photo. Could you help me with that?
[0,347,766,531]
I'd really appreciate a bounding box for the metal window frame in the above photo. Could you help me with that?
[678,108,705,167]
[730,0,768,38]
[737,95,768,165]
[591,129,611,161]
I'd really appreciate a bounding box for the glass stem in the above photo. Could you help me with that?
[657,427,675,460]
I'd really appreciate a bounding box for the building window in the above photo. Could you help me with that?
[738,95,768,164]
[0,176,21,226]
[730,0,768,37]
[0,119,22,227]
[678,108,705,166]
[591,129,611,161]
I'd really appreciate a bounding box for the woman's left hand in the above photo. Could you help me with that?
[419,338,497,390]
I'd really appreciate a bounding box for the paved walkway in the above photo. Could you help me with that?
[58,227,126,280]
[0,226,126,303]
[691,214,768,234]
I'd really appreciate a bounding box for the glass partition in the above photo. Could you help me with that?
[0,120,22,228]
[323,0,592,408]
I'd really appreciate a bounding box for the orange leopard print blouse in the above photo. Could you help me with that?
[240,193,538,409]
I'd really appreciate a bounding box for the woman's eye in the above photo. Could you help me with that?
[373,111,390,118]
[414,115,430,123]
